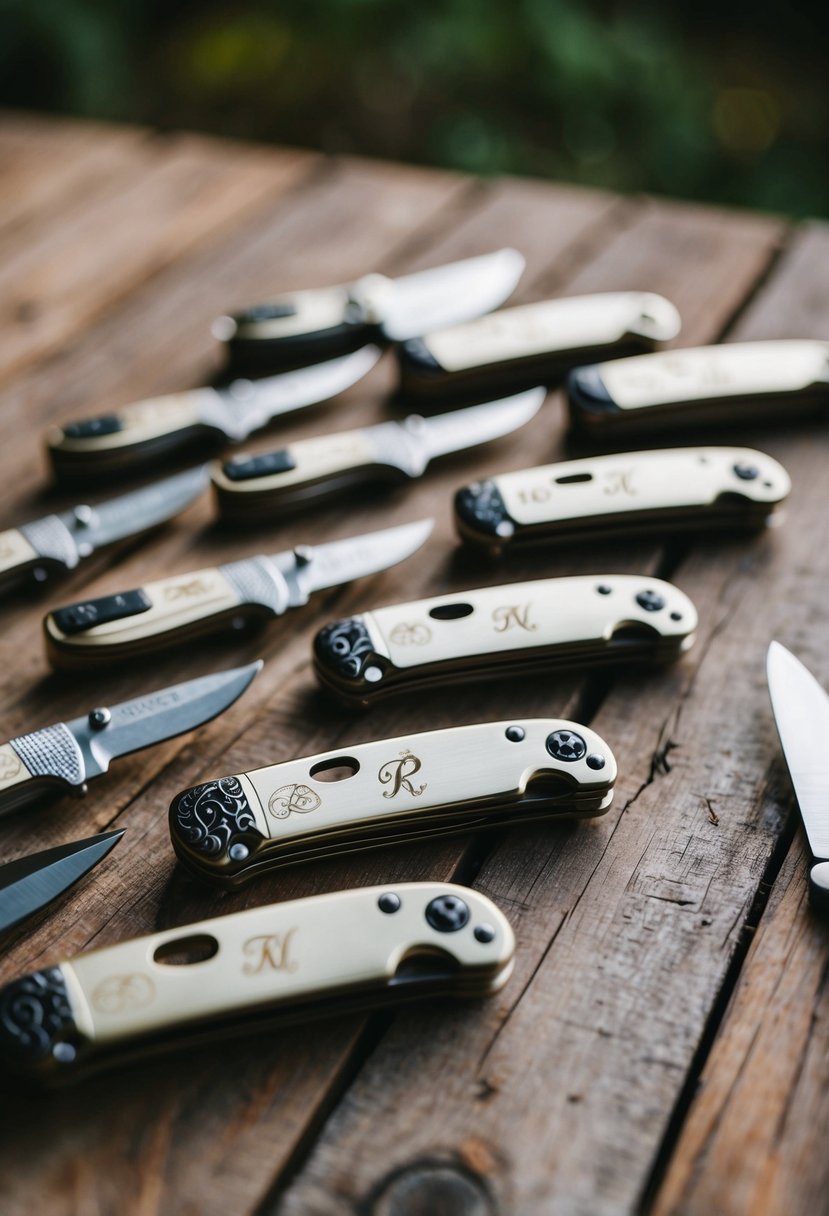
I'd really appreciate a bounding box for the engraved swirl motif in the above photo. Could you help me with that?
[389,622,431,646]
[454,479,509,537]
[315,617,374,679]
[0,966,77,1064]
[91,973,155,1015]
[11,723,84,785]
[171,775,260,857]
[267,783,322,820]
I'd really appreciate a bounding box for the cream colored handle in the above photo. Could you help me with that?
[46,391,212,464]
[229,285,354,342]
[0,528,38,580]
[0,742,33,798]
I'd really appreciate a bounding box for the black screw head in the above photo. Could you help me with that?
[425,894,470,933]
[378,892,401,914]
[474,924,496,944]
[597,584,613,596]
[88,707,111,730]
[636,589,665,612]
[505,725,525,742]
[546,730,587,762]
[733,462,760,480]
[586,753,606,770]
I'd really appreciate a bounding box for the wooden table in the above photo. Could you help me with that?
[0,112,826,1216]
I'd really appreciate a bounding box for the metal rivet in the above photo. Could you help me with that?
[546,730,587,762]
[586,754,606,771]
[425,894,470,933]
[73,504,94,526]
[474,924,496,943]
[378,892,401,913]
[228,843,249,862]
[293,544,314,567]
[597,584,612,595]
[733,462,760,481]
[636,589,665,612]
[88,707,111,730]
[505,725,525,742]
[495,520,515,538]
[32,567,48,582]
[364,665,384,683]
[52,1042,76,1063]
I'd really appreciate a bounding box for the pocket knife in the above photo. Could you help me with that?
[0,465,208,595]
[455,446,791,554]
[169,718,616,886]
[212,387,545,523]
[0,663,261,815]
[767,642,829,915]
[213,248,525,374]
[0,830,123,935]
[0,882,514,1083]
[568,340,829,435]
[397,291,681,403]
[314,574,697,708]
[44,519,433,668]
[45,346,380,482]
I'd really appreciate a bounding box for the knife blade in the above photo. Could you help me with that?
[568,340,829,436]
[0,830,123,935]
[767,642,829,912]
[0,662,261,814]
[213,387,546,522]
[46,346,381,482]
[0,881,515,1083]
[214,249,525,374]
[397,291,681,403]
[44,519,433,667]
[455,446,791,554]
[169,717,616,887]
[0,465,209,594]
[313,573,698,709]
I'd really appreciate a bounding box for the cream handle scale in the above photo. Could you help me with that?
[0,882,514,1083]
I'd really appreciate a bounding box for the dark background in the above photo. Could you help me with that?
[2,1,826,216]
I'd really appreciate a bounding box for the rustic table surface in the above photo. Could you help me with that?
[0,112,827,1216]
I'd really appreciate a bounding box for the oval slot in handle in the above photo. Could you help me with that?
[429,603,474,621]
[153,935,220,967]
[554,472,593,485]
[309,756,361,782]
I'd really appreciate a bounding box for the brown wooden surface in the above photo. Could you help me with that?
[0,112,825,1216]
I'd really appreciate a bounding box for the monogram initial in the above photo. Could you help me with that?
[492,604,536,632]
[164,578,210,601]
[242,929,298,975]
[603,469,636,497]
[378,750,427,799]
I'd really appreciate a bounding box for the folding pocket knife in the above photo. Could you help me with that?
[0,882,515,1083]
[213,248,525,374]
[568,340,829,435]
[0,663,260,815]
[455,446,791,554]
[43,519,433,668]
[0,830,123,935]
[212,388,545,523]
[314,574,697,708]
[767,642,829,915]
[169,718,616,886]
[0,465,208,596]
[397,291,681,403]
[45,346,380,482]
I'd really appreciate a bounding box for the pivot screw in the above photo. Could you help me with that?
[546,730,587,762]
[228,843,249,862]
[636,590,665,612]
[52,1042,76,1064]
[586,754,606,771]
[505,725,525,742]
[733,463,760,480]
[425,894,470,933]
[88,707,111,730]
[378,892,401,913]
[72,504,94,527]
[364,665,384,683]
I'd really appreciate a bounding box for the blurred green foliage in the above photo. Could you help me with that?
[1,0,826,215]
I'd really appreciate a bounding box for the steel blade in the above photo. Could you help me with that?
[67,661,262,779]
[277,518,433,602]
[0,830,123,934]
[405,386,546,465]
[58,465,209,555]
[381,249,525,340]
[767,641,829,859]
[217,345,381,439]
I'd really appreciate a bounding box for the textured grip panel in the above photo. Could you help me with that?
[454,480,512,540]
[0,967,80,1074]
[11,724,84,786]
[314,616,376,681]
[219,557,289,615]
[171,776,263,860]
[19,516,79,571]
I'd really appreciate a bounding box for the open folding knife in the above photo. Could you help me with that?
[0,830,123,935]
[44,519,433,667]
[45,346,380,482]
[455,446,791,554]
[212,387,545,523]
[0,663,261,815]
[767,642,829,915]
[0,465,208,595]
[213,248,525,374]
[0,881,515,1083]
[397,291,681,403]
[568,340,829,436]
[314,574,697,708]
[170,718,616,886]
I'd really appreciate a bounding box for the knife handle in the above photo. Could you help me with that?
[313,574,698,709]
[0,724,87,814]
[0,882,514,1082]
[0,519,80,592]
[43,559,287,667]
[46,391,216,482]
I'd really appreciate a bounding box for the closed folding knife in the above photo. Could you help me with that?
[0,663,261,815]
[213,387,545,523]
[46,346,381,482]
[455,447,791,554]
[170,718,616,886]
[397,291,681,403]
[0,881,515,1083]
[214,248,525,374]
[0,830,123,935]
[44,519,433,667]
[767,642,829,915]
[568,340,829,435]
[314,573,697,708]
[0,465,208,595]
